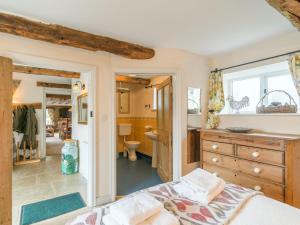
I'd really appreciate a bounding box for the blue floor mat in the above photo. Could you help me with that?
[20,192,86,225]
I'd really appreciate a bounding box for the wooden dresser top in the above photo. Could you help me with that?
[201,129,300,141]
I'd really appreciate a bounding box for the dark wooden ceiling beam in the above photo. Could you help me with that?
[267,0,300,30]
[0,12,155,60]
[116,75,151,85]
[13,65,80,78]
[37,82,71,89]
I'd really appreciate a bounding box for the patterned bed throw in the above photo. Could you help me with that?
[68,182,260,225]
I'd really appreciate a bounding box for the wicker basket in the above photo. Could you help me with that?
[256,90,298,114]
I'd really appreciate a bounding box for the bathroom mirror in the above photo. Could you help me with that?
[77,93,88,124]
[118,91,130,114]
[187,87,201,114]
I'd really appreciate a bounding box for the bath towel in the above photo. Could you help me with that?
[173,179,225,205]
[109,193,163,225]
[182,168,224,194]
[103,208,179,225]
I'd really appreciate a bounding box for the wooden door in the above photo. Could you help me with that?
[156,77,173,182]
[0,57,13,225]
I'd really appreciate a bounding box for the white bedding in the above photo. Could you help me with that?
[230,195,300,225]
[64,183,300,225]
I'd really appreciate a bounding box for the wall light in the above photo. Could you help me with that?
[73,81,86,91]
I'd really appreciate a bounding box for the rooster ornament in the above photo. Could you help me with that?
[227,96,250,113]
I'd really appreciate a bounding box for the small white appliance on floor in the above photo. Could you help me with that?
[118,123,140,161]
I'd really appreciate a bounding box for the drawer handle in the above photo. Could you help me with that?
[252,151,260,158]
[212,144,218,150]
[253,167,261,174]
[254,185,262,191]
[212,157,219,163]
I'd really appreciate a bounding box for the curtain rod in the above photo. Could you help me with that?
[211,49,300,73]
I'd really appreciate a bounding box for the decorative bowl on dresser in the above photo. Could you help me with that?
[200,129,300,208]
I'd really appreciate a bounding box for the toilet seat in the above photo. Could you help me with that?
[124,141,140,161]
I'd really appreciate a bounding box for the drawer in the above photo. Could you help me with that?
[202,140,234,155]
[236,173,284,202]
[237,159,284,184]
[201,132,285,151]
[203,163,237,184]
[237,146,284,166]
[203,151,236,170]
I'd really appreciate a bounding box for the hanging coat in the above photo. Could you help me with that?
[13,106,27,133]
[21,107,38,149]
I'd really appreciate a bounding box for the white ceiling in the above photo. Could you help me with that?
[0,0,296,55]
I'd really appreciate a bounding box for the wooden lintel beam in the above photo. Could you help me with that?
[46,105,72,109]
[267,0,300,30]
[37,82,71,89]
[116,75,151,85]
[13,65,80,78]
[0,12,155,60]
[13,102,42,110]
[46,94,71,100]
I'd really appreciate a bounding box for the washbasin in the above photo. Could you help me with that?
[144,131,158,168]
[144,131,158,141]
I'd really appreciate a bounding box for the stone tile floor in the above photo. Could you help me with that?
[13,155,87,225]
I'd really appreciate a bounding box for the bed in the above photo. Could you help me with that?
[67,181,300,225]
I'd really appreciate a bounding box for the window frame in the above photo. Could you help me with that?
[152,87,157,111]
[223,68,300,115]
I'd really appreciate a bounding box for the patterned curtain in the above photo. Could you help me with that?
[206,70,225,129]
[289,54,300,96]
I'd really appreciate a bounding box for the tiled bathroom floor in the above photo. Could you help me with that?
[13,155,87,225]
[117,155,162,195]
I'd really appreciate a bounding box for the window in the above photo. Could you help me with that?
[222,61,299,114]
[45,109,53,125]
[152,87,157,110]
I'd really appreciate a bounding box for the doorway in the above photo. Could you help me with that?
[114,74,173,196]
[45,94,72,156]
[8,55,96,225]
[12,74,83,225]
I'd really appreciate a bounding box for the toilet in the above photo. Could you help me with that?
[118,123,141,161]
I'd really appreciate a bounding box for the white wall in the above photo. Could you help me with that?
[209,30,300,135]
[72,73,89,180]
[0,33,209,203]
[187,114,201,128]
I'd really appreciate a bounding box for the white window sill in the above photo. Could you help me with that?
[220,113,300,116]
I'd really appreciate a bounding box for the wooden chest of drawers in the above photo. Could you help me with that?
[200,129,300,208]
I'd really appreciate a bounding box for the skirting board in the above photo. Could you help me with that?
[96,195,113,206]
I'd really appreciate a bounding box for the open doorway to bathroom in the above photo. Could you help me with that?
[115,74,173,196]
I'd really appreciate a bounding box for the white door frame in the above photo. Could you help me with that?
[111,68,182,199]
[7,51,97,207]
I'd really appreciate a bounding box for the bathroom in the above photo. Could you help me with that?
[116,74,172,196]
